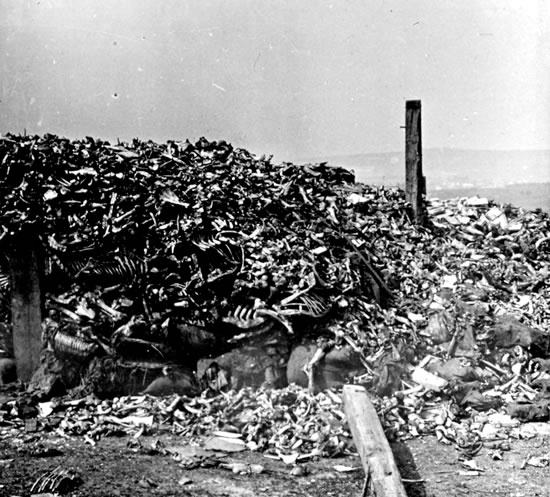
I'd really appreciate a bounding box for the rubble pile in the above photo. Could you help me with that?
[0,134,396,367]
[0,386,353,460]
[0,133,549,457]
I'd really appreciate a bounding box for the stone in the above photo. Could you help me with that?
[422,312,452,345]
[0,357,16,384]
[494,316,546,351]
[427,358,479,383]
[28,350,68,399]
[286,344,364,391]
[142,366,198,396]
[84,357,164,398]
[198,329,289,390]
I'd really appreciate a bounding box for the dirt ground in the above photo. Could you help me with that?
[1,429,549,497]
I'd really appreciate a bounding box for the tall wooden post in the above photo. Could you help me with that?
[405,100,425,223]
[9,229,43,382]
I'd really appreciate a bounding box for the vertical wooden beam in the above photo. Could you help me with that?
[405,100,425,223]
[343,385,408,497]
[9,230,43,382]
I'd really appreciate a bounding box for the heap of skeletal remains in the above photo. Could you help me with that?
[0,135,548,412]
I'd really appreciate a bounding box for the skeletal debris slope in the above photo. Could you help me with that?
[0,134,548,394]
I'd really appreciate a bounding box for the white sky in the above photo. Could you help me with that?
[1,0,549,160]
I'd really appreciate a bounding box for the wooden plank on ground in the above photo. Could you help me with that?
[343,384,407,497]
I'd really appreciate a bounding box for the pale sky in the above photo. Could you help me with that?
[1,0,549,161]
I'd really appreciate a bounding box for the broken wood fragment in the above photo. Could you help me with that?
[343,384,407,497]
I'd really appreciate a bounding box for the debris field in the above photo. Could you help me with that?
[0,134,549,483]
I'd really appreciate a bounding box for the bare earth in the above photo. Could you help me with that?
[1,432,549,497]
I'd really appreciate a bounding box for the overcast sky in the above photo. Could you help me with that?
[1,0,549,160]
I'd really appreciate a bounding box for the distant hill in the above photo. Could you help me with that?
[306,148,550,211]
[432,182,550,212]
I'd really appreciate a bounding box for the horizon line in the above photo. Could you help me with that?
[299,147,550,161]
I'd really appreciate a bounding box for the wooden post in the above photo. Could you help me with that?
[405,100,425,223]
[343,385,407,497]
[9,230,43,382]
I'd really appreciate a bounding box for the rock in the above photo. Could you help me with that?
[0,357,16,384]
[203,436,246,453]
[28,362,66,399]
[142,366,198,396]
[518,422,550,437]
[198,344,287,390]
[494,316,547,351]
[507,400,550,421]
[455,300,489,318]
[198,329,289,390]
[290,465,309,476]
[423,312,452,344]
[486,412,520,427]
[173,323,219,358]
[374,360,406,396]
[453,323,478,358]
[411,367,448,391]
[0,323,13,357]
[532,378,550,397]
[454,382,501,411]
[533,358,550,373]
[27,350,87,399]
[84,357,167,398]
[197,361,231,391]
[286,344,364,391]
[427,358,479,383]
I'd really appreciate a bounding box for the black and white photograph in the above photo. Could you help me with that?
[0,1,549,495]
